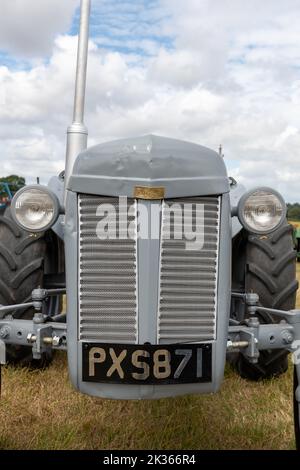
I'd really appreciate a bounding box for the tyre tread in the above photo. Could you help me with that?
[234,222,298,381]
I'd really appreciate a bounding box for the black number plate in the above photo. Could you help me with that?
[82,343,212,385]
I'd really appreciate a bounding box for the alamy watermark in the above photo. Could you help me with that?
[94,196,206,251]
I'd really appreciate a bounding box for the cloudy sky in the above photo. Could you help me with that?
[1,0,300,201]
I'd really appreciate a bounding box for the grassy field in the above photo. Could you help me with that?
[0,270,299,450]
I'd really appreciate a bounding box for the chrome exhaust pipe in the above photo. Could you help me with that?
[64,0,91,192]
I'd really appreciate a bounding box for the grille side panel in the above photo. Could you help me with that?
[158,197,220,343]
[79,195,138,343]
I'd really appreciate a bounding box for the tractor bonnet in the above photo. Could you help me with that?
[68,134,229,198]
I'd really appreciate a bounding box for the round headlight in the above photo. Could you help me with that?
[11,186,60,232]
[238,188,286,234]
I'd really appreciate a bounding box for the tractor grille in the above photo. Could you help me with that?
[78,194,220,345]
[78,195,138,342]
[157,197,220,343]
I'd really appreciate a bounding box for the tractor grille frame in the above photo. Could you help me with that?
[78,195,138,343]
[78,194,221,345]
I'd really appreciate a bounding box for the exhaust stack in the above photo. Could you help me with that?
[65,0,91,191]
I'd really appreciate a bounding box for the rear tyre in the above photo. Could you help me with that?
[0,208,63,367]
[235,223,298,381]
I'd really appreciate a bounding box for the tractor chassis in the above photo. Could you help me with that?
[0,288,299,448]
[0,289,299,366]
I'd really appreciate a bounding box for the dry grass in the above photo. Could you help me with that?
[0,359,295,450]
[1,269,300,450]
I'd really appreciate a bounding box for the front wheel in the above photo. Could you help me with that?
[0,208,64,367]
[234,223,298,381]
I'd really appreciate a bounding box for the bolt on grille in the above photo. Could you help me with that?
[157,197,220,343]
[78,195,138,342]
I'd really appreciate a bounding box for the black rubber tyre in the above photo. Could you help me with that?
[236,223,298,381]
[0,208,63,367]
[294,366,300,450]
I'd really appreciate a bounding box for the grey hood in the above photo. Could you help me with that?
[69,134,229,198]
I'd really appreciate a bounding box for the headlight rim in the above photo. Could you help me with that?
[11,185,60,233]
[237,186,286,235]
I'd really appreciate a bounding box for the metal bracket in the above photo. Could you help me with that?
[0,286,67,360]
[0,318,67,362]
[228,321,259,363]
[229,291,300,363]
[0,288,66,320]
[231,292,260,316]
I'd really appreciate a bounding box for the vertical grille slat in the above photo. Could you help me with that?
[78,195,138,343]
[158,197,220,343]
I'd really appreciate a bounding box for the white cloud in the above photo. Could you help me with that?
[0,0,78,57]
[1,1,300,201]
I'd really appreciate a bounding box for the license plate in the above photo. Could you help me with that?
[82,343,212,385]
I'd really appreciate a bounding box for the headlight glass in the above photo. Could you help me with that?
[14,188,58,232]
[242,190,284,233]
